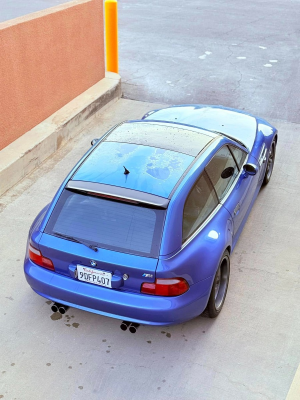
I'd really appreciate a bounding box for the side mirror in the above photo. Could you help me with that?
[243,163,258,176]
[221,166,235,179]
[91,138,99,146]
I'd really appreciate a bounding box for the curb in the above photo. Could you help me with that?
[286,364,300,400]
[0,72,121,197]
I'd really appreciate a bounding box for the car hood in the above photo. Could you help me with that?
[143,105,258,151]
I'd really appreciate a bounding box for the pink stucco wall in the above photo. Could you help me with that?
[0,0,105,150]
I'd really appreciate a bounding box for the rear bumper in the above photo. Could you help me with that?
[24,259,213,326]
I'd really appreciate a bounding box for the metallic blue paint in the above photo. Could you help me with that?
[143,104,271,151]
[24,258,211,325]
[24,105,278,326]
[37,233,158,292]
[73,141,194,198]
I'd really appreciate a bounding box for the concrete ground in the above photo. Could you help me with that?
[0,98,300,400]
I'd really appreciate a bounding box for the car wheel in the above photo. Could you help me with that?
[263,141,276,185]
[206,250,230,318]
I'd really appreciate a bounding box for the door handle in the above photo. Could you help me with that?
[234,204,240,216]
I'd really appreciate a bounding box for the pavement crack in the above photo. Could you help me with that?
[122,71,151,84]
[122,82,144,87]
[220,372,274,400]
[190,362,274,400]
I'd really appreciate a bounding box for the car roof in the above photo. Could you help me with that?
[71,121,219,199]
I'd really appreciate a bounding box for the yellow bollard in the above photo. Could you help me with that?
[105,0,118,73]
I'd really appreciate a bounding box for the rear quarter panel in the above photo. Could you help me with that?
[157,205,233,285]
[157,137,235,285]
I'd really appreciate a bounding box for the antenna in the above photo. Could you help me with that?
[123,166,130,175]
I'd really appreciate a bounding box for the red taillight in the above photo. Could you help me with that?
[29,243,55,271]
[141,278,189,297]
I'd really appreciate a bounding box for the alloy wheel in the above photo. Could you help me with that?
[214,257,229,310]
[266,145,275,181]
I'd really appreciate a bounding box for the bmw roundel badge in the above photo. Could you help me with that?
[90,260,97,267]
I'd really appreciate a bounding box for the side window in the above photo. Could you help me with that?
[205,146,239,200]
[229,145,247,169]
[182,172,219,243]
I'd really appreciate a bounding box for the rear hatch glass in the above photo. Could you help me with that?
[44,190,165,258]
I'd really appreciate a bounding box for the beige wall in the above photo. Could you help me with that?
[0,0,105,151]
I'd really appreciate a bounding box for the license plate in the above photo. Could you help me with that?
[77,265,112,288]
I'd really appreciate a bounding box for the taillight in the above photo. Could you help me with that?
[29,242,55,271]
[141,278,189,297]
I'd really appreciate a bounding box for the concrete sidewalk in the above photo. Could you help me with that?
[0,98,300,400]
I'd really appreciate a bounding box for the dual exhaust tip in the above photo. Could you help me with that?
[120,321,140,333]
[51,304,139,333]
[51,302,69,315]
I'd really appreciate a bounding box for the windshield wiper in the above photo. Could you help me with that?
[211,130,248,149]
[53,232,98,252]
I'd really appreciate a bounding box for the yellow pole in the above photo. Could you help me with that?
[105,0,118,73]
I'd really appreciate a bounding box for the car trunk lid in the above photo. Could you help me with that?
[39,233,158,292]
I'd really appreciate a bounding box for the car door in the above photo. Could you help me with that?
[205,144,259,245]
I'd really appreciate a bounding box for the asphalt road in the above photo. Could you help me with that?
[118,0,300,124]
[1,99,300,400]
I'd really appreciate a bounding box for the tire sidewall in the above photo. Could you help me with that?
[207,250,230,318]
[263,141,276,185]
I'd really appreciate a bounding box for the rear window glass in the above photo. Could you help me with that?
[45,190,165,258]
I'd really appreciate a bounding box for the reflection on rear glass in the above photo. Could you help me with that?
[46,191,165,257]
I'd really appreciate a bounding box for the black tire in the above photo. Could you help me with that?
[206,250,230,318]
[263,141,276,186]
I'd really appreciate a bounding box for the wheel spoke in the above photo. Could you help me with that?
[266,145,275,180]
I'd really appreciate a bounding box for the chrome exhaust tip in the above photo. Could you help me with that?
[58,305,69,314]
[120,321,131,331]
[51,303,59,313]
[129,323,140,334]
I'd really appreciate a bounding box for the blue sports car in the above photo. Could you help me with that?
[24,105,277,329]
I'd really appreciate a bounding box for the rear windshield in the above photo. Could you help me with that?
[45,190,165,258]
